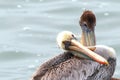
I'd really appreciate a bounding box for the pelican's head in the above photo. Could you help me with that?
[57,31,76,50]
[57,31,109,65]
[79,10,96,46]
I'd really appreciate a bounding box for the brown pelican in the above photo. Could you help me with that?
[31,31,111,80]
[31,11,116,80]
[80,10,118,80]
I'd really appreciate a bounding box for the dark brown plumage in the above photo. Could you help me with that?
[79,10,96,31]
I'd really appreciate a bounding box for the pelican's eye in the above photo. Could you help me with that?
[72,34,77,40]
[84,23,87,27]
[72,34,74,37]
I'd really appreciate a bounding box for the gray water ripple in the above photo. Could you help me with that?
[0,0,120,79]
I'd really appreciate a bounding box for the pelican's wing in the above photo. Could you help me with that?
[31,52,74,80]
[31,46,116,80]
[31,52,99,80]
[32,57,100,80]
[38,58,115,80]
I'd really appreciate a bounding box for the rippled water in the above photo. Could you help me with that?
[0,0,120,80]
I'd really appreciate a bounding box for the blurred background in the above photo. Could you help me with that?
[0,0,119,80]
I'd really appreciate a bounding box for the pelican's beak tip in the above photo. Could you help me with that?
[100,60,109,66]
[105,61,109,66]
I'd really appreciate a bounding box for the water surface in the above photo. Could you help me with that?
[0,0,120,80]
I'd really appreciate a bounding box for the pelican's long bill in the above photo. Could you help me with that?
[80,29,96,47]
[69,39,109,65]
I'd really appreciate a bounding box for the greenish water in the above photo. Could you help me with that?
[0,0,120,80]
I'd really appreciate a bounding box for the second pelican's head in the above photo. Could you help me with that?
[57,31,108,65]
[79,10,96,46]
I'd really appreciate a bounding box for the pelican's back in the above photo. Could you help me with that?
[31,45,116,80]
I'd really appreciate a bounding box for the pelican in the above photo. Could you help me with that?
[31,31,111,80]
[31,11,116,80]
[79,10,117,80]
